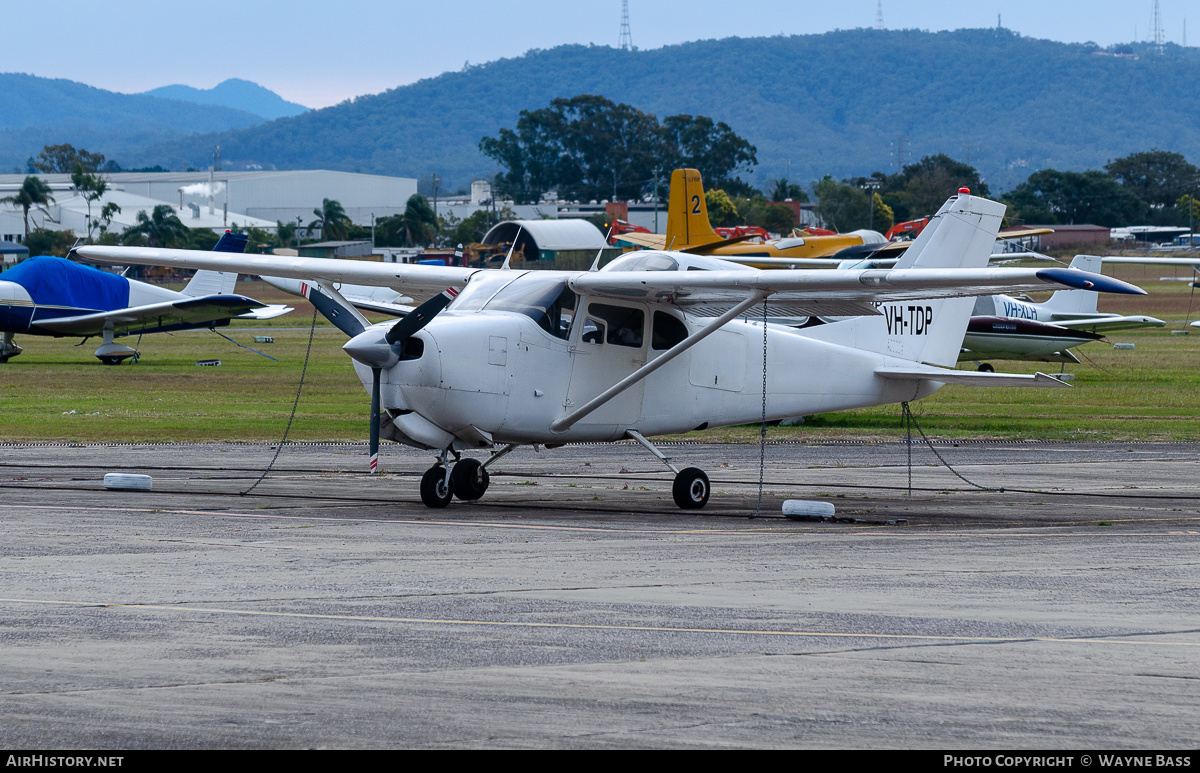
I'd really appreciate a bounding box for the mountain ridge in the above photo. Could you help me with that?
[140,78,308,121]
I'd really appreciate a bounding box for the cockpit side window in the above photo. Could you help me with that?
[587,302,644,348]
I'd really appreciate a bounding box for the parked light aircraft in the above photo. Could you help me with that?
[1103,255,1200,328]
[75,192,1142,509]
[616,169,887,264]
[0,232,291,363]
[961,255,1165,369]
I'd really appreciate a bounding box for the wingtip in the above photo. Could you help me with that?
[1035,268,1146,295]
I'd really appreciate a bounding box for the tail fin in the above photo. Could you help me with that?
[664,169,721,249]
[181,231,249,297]
[799,192,1007,367]
[1041,255,1101,315]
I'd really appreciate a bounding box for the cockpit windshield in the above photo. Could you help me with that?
[454,273,576,340]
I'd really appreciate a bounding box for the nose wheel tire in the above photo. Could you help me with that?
[450,458,490,500]
[672,467,710,509]
[420,465,453,508]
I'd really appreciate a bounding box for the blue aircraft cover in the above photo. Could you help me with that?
[3,256,130,311]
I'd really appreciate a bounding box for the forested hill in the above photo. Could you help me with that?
[0,73,269,172]
[113,30,1200,191]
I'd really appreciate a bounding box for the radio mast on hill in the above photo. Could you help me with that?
[619,0,633,51]
[875,1,884,30]
[1152,0,1165,54]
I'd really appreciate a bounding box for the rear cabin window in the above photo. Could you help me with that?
[652,311,688,350]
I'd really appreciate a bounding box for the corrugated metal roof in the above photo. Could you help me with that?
[483,219,608,251]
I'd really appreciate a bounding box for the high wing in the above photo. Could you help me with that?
[1102,257,1200,267]
[998,227,1055,240]
[679,233,771,254]
[32,295,274,336]
[568,265,1145,318]
[74,246,477,305]
[75,247,1144,321]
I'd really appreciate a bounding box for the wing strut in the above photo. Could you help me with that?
[549,292,767,432]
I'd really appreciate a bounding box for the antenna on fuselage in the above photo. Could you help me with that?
[500,226,523,270]
[590,222,615,271]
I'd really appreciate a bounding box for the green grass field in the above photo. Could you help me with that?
[2,272,1200,444]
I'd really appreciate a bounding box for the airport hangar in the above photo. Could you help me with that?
[0,169,420,235]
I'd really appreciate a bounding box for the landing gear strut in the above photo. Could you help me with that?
[420,448,455,508]
[419,444,516,507]
[93,325,137,365]
[627,430,711,510]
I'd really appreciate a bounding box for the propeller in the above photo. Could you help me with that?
[384,287,458,345]
[335,285,460,474]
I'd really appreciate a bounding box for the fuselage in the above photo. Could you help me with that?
[0,257,182,337]
[355,269,937,449]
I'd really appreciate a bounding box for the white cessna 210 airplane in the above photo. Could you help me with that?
[75,191,1142,510]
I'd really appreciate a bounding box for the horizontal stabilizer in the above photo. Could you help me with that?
[876,365,1071,388]
[1051,314,1165,333]
[238,304,293,320]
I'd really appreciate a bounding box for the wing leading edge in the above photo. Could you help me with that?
[33,295,273,336]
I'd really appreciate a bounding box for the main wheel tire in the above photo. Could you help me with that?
[672,467,710,510]
[99,356,124,365]
[977,363,995,373]
[450,458,490,500]
[419,465,452,508]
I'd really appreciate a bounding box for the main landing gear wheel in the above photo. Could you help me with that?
[977,363,995,372]
[98,356,124,366]
[450,458,490,501]
[420,465,452,508]
[672,467,710,510]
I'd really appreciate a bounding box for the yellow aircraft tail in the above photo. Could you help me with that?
[665,169,722,249]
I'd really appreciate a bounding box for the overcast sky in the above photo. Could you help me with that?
[11,1,1192,108]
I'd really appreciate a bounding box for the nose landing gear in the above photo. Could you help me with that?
[419,444,515,507]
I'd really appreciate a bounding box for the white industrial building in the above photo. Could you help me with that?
[0,186,274,243]
[0,170,418,232]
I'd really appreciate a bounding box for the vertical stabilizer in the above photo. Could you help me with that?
[181,231,249,297]
[664,169,721,249]
[1041,255,1101,315]
[798,192,1007,367]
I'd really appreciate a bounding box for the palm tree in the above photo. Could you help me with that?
[1,176,56,239]
[308,198,350,241]
[275,219,297,248]
[396,194,437,247]
[121,205,188,248]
